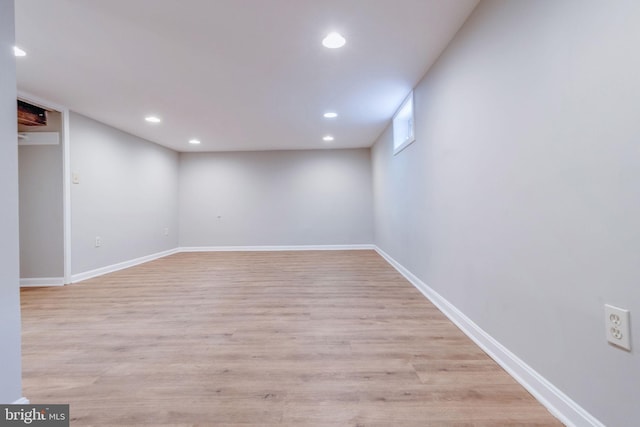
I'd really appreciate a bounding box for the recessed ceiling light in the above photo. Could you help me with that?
[323,135,335,142]
[323,112,338,118]
[189,139,201,145]
[145,116,161,123]
[13,46,26,57]
[322,32,346,49]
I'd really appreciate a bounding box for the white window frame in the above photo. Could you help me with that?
[393,91,415,155]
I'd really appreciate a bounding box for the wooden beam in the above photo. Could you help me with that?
[17,100,47,126]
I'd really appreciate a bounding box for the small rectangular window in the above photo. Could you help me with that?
[393,91,415,155]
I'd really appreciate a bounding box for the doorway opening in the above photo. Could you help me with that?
[17,96,71,286]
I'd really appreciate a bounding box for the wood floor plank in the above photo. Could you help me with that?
[20,251,562,426]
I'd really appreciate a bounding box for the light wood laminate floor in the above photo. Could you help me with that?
[21,251,562,426]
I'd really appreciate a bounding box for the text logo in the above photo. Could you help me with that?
[0,405,69,427]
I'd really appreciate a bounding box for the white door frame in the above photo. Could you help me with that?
[17,91,72,284]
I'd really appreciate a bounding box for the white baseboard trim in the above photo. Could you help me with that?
[374,246,604,427]
[70,245,375,284]
[71,248,179,283]
[12,397,30,405]
[179,244,375,252]
[20,277,65,287]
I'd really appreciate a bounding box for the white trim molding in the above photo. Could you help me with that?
[20,277,65,287]
[70,245,375,282]
[71,248,179,283]
[17,90,73,286]
[374,246,605,427]
[12,397,30,405]
[179,244,375,252]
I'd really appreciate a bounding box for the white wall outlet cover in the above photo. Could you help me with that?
[604,304,631,351]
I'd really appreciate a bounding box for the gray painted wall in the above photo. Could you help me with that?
[69,112,179,275]
[18,110,64,278]
[179,149,373,247]
[372,1,639,425]
[0,0,22,403]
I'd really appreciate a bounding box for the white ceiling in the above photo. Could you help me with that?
[15,0,478,152]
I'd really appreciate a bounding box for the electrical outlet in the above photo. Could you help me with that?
[163,227,169,236]
[605,304,631,351]
[95,236,102,248]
